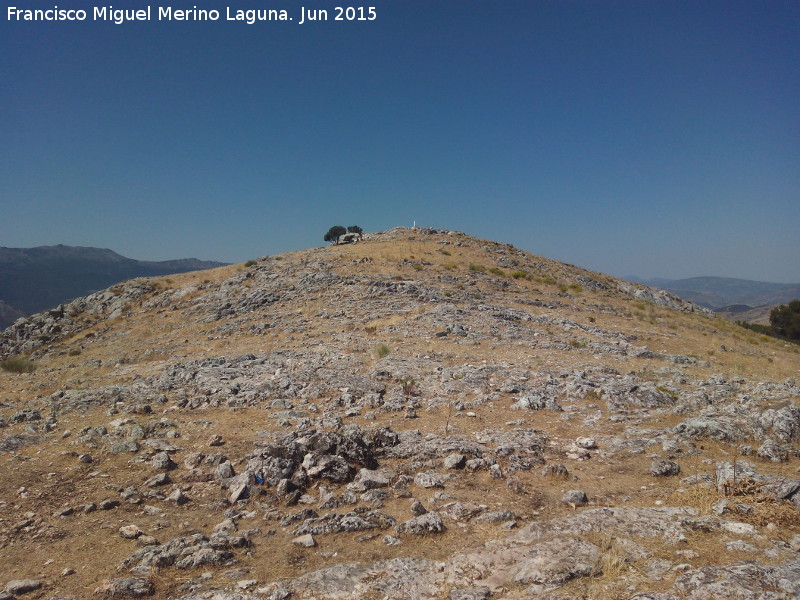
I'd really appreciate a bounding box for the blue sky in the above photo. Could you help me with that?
[2,1,798,282]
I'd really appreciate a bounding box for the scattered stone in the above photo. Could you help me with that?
[542,463,570,479]
[351,468,389,491]
[726,540,757,552]
[563,489,589,506]
[574,437,597,449]
[396,512,445,535]
[384,535,402,546]
[757,438,788,462]
[151,452,177,471]
[144,473,170,487]
[410,499,427,516]
[444,453,466,469]
[119,525,143,539]
[293,534,316,548]
[473,510,516,525]
[229,482,250,504]
[650,460,680,477]
[167,488,189,505]
[4,580,42,595]
[414,472,444,489]
[94,577,154,598]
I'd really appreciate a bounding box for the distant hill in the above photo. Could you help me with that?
[628,276,800,310]
[716,303,775,326]
[0,245,228,329]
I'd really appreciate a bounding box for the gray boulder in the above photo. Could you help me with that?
[95,577,154,598]
[4,580,42,595]
[397,512,445,535]
[650,460,680,477]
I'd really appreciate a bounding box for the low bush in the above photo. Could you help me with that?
[1,357,37,373]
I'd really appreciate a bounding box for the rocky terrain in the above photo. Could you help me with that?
[0,227,798,600]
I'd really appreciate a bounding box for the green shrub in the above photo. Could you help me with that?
[568,284,582,292]
[68,349,82,356]
[769,299,800,342]
[443,263,457,270]
[439,249,451,256]
[468,263,486,272]
[656,386,679,400]
[1,357,37,373]
[558,284,569,292]
[375,344,390,358]
[511,270,528,279]
[396,376,418,396]
[244,260,257,267]
[488,267,507,277]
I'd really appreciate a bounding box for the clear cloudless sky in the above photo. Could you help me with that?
[2,0,798,282]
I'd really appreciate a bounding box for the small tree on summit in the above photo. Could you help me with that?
[347,225,363,240]
[324,225,347,244]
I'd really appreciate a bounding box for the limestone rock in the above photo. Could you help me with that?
[563,489,589,506]
[293,534,316,547]
[650,460,680,477]
[4,580,42,595]
[396,512,445,535]
[94,577,154,598]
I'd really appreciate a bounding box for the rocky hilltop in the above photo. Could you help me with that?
[0,228,798,600]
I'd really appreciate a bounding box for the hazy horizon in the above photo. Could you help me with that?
[3,1,798,282]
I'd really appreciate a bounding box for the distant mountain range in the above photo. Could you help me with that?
[0,245,228,330]
[626,276,800,315]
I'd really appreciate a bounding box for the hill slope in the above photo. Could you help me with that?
[634,275,800,310]
[0,228,798,600]
[0,245,228,329]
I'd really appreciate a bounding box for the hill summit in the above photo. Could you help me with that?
[1,228,798,600]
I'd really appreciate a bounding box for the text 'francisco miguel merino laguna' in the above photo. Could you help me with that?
[7,6,378,25]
